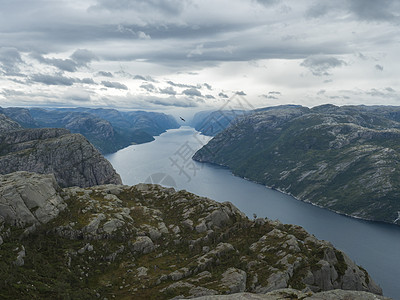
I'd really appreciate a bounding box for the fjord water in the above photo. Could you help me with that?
[106,126,400,299]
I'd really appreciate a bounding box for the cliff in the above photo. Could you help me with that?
[193,105,400,225]
[0,172,384,299]
[0,127,121,187]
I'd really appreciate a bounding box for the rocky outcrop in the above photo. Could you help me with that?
[193,288,391,299]
[0,113,22,132]
[0,171,65,227]
[0,128,121,187]
[0,173,383,299]
[194,104,400,225]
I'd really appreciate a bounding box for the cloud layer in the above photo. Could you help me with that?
[0,0,399,111]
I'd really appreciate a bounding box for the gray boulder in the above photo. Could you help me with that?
[220,268,247,293]
[131,236,155,254]
[0,172,66,227]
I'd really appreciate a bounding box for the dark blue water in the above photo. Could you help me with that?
[106,127,400,299]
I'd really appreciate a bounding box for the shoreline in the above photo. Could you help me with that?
[193,157,399,228]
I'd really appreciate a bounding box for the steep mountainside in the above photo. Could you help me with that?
[0,113,22,133]
[0,107,179,154]
[193,105,400,225]
[0,172,383,299]
[0,127,121,187]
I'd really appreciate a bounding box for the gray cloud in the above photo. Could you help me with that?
[305,3,331,18]
[183,88,202,97]
[218,92,229,98]
[260,91,281,99]
[96,71,113,77]
[260,94,278,99]
[133,75,157,82]
[114,71,156,82]
[205,95,215,99]
[147,96,198,108]
[31,53,78,72]
[375,64,384,71]
[385,87,395,92]
[77,78,96,84]
[203,83,212,90]
[366,88,398,98]
[30,73,97,86]
[348,0,400,22]
[0,47,23,75]
[159,87,177,95]
[101,81,128,90]
[90,0,186,15]
[31,74,75,86]
[167,81,199,89]
[71,49,98,67]
[140,83,157,92]
[236,91,247,96]
[301,55,347,76]
[255,0,280,7]
[31,49,97,72]
[305,0,400,23]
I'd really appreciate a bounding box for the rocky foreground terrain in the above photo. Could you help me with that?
[0,113,121,187]
[0,171,384,299]
[194,104,400,225]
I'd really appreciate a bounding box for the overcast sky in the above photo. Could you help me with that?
[0,0,399,115]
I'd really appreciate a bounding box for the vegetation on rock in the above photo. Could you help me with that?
[0,172,383,299]
[193,105,400,225]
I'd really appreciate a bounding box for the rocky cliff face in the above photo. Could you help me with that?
[193,105,400,225]
[0,113,22,132]
[0,172,383,299]
[0,127,121,187]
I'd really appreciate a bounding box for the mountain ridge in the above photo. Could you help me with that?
[193,105,400,225]
[0,107,179,154]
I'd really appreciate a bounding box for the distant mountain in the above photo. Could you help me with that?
[63,107,180,136]
[190,110,246,136]
[0,107,39,128]
[0,107,179,154]
[0,119,121,187]
[0,173,383,298]
[194,104,400,225]
[191,106,304,136]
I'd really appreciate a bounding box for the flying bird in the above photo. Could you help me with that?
[180,117,186,122]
